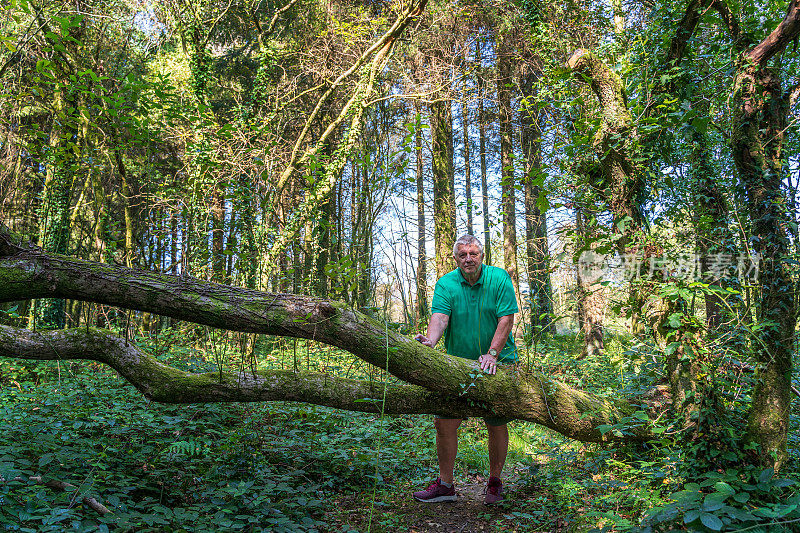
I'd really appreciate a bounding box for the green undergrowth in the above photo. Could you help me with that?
[1,331,798,532]
[0,355,560,532]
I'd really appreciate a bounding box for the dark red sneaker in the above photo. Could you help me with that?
[484,476,504,505]
[413,478,457,503]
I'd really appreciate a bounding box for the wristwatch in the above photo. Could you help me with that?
[488,348,497,358]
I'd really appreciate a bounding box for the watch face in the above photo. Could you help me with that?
[489,349,497,357]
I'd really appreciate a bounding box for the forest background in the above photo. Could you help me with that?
[1,0,799,531]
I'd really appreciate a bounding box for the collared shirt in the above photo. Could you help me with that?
[430,264,518,362]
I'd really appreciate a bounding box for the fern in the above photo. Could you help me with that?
[163,438,209,458]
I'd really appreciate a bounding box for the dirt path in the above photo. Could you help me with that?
[403,477,503,532]
[395,469,560,533]
[330,466,561,532]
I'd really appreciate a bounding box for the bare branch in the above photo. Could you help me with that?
[2,475,111,515]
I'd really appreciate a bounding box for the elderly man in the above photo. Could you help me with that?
[412,234,518,505]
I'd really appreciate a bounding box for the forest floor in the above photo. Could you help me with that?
[327,466,565,533]
[1,332,799,532]
[380,472,567,533]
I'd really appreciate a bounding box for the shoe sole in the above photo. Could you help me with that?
[414,495,457,503]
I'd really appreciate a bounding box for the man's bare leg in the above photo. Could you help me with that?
[487,423,509,479]
[435,418,462,483]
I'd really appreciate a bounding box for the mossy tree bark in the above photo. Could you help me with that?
[0,225,656,443]
[567,49,703,422]
[520,69,555,336]
[496,41,521,311]
[715,0,800,469]
[30,10,87,329]
[575,208,605,359]
[430,84,456,279]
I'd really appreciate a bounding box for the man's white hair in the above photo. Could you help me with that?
[452,234,484,256]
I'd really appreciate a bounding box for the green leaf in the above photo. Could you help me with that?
[714,482,735,495]
[758,467,774,484]
[729,507,757,521]
[773,504,797,517]
[665,341,680,356]
[702,492,727,511]
[691,116,710,135]
[699,513,723,531]
[733,492,750,503]
[684,509,701,523]
[536,192,550,213]
[673,490,701,503]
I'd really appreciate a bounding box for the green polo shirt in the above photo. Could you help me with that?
[430,265,518,363]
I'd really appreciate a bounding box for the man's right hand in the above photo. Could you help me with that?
[414,334,434,347]
[415,313,449,349]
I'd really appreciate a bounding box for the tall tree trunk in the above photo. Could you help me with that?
[575,208,604,358]
[237,174,258,289]
[430,92,456,278]
[733,64,795,469]
[170,212,178,277]
[211,185,226,282]
[477,39,491,265]
[33,88,74,329]
[462,86,473,235]
[356,163,373,308]
[29,5,87,330]
[520,70,555,336]
[303,216,315,293]
[496,45,521,310]
[568,50,703,421]
[714,0,800,469]
[225,209,237,280]
[689,110,741,335]
[316,195,332,297]
[567,50,645,337]
[414,102,428,325]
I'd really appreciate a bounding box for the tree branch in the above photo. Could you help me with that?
[668,0,713,66]
[273,0,427,194]
[748,0,800,65]
[2,475,111,515]
[0,225,652,442]
[711,0,741,40]
[0,324,494,417]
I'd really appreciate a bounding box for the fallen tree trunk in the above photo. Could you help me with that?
[0,226,651,442]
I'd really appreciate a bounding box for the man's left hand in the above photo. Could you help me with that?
[478,353,498,375]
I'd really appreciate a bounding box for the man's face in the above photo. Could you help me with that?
[454,243,483,277]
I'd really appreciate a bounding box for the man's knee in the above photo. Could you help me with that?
[434,417,462,434]
[486,423,509,441]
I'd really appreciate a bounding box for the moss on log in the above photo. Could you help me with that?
[0,226,652,442]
